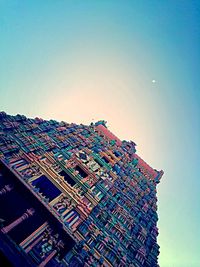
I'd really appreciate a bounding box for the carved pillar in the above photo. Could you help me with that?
[38,250,57,267]
[38,239,64,267]
[1,208,35,234]
[0,184,13,195]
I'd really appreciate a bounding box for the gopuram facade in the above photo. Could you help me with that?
[0,112,163,267]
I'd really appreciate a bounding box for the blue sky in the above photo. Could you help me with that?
[0,1,200,266]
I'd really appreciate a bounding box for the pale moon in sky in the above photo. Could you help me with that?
[152,79,156,83]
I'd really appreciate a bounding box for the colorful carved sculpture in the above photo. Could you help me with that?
[0,112,163,266]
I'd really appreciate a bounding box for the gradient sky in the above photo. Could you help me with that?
[0,1,200,266]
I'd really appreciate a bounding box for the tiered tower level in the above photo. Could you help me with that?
[0,112,163,267]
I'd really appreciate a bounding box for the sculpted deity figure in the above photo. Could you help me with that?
[53,195,72,214]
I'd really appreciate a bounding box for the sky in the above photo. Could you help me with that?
[0,1,200,266]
